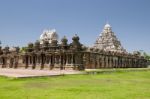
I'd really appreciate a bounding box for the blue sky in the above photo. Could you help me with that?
[0,0,150,53]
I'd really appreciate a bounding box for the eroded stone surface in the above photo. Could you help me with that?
[94,23,126,53]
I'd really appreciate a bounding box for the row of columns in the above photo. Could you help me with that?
[0,54,71,70]
[0,52,148,70]
[84,52,147,69]
[22,52,83,70]
[0,56,20,68]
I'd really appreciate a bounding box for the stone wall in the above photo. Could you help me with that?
[0,34,148,70]
[83,51,147,69]
[0,50,147,70]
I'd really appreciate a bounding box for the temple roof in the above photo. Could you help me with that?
[94,23,126,53]
[39,29,58,44]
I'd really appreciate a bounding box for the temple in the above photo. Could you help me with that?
[0,24,148,70]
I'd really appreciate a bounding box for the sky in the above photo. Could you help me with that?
[0,0,150,53]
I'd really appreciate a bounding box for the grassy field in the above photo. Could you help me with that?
[0,70,150,99]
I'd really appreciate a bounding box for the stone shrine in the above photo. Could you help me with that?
[94,23,126,53]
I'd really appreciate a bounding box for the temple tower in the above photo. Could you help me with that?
[39,29,58,44]
[94,23,126,53]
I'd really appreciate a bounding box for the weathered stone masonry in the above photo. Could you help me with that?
[0,24,148,70]
[0,35,147,70]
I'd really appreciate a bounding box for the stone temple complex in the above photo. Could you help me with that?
[0,24,148,70]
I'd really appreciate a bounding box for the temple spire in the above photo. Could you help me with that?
[94,23,126,53]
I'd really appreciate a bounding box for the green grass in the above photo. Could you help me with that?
[0,70,150,99]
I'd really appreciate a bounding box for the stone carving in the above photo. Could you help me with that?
[94,23,126,53]
[40,29,58,44]
[70,34,82,51]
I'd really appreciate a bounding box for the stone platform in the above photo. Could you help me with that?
[0,68,83,78]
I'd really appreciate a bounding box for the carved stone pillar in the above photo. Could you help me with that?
[98,55,101,68]
[9,58,14,68]
[40,53,45,69]
[60,54,63,70]
[32,55,36,69]
[25,55,29,69]
[49,54,54,70]
[14,56,18,68]
[101,55,105,68]
[105,56,108,68]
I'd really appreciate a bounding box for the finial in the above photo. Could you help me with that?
[75,34,78,36]
[104,21,111,28]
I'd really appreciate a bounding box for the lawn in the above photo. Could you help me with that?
[0,70,150,99]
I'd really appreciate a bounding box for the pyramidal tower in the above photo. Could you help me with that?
[94,23,126,53]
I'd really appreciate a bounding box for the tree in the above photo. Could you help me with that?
[143,52,150,60]
[20,47,27,53]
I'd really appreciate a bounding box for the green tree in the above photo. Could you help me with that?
[20,47,27,53]
[143,52,150,60]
